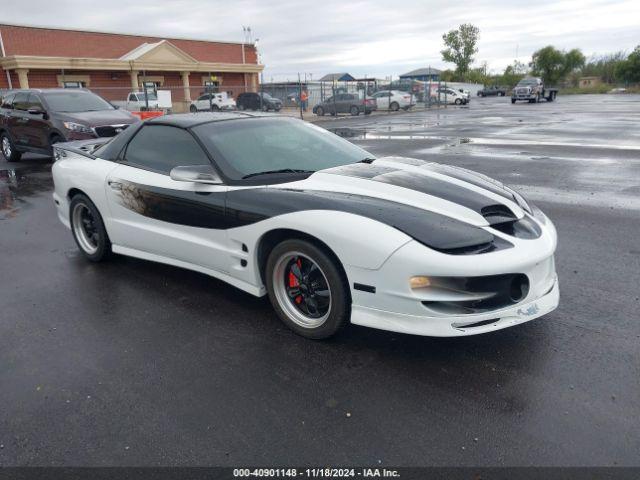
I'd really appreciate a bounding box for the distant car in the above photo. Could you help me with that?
[237,92,282,111]
[433,88,468,105]
[478,86,506,97]
[0,88,139,162]
[112,91,161,111]
[371,90,414,111]
[313,94,376,116]
[190,92,236,112]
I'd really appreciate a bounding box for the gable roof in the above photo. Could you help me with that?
[319,73,356,82]
[0,24,257,64]
[399,67,442,78]
[119,40,198,64]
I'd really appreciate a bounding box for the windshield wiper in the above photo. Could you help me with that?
[357,157,376,164]
[242,169,314,179]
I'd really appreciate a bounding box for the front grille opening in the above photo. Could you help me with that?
[421,273,530,315]
[452,318,501,329]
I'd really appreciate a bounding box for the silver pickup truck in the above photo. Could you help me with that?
[511,77,558,103]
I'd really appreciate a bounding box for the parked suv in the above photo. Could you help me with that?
[236,92,282,111]
[0,89,139,161]
[313,94,376,116]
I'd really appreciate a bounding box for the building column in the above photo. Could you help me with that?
[130,70,139,90]
[16,69,29,89]
[181,71,191,102]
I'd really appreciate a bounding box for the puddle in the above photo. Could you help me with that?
[0,165,53,220]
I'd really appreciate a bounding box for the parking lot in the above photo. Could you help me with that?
[1,94,639,466]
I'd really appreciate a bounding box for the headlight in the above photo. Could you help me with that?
[63,122,94,134]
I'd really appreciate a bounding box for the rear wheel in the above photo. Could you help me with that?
[390,101,400,111]
[316,106,325,116]
[69,194,111,262]
[1,132,21,162]
[266,239,350,339]
[211,104,220,111]
[350,105,359,116]
[511,98,516,104]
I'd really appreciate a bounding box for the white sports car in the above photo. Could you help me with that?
[52,113,559,339]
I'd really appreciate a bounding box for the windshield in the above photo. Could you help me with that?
[518,79,537,86]
[193,117,374,182]
[43,91,115,112]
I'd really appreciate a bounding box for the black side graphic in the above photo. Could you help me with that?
[115,181,513,254]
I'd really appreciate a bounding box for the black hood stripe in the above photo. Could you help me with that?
[115,181,505,254]
[321,162,515,218]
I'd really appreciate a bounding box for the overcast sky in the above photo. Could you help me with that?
[1,0,638,80]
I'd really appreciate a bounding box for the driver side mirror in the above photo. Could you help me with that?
[170,164,223,185]
[28,108,47,117]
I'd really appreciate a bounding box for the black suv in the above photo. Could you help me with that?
[236,92,282,111]
[0,89,139,162]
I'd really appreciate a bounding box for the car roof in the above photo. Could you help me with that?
[145,111,282,128]
[6,88,93,95]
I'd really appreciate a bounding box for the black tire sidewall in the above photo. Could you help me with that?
[390,102,399,111]
[350,106,359,116]
[317,107,324,116]
[1,133,21,162]
[69,194,111,262]
[266,239,350,339]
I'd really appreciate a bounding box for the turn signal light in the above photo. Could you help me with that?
[410,276,432,289]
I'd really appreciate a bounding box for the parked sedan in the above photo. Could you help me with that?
[433,87,468,105]
[52,113,558,339]
[477,86,507,97]
[313,94,376,116]
[371,90,414,111]
[0,88,139,162]
[237,92,282,111]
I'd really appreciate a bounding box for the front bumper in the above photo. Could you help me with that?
[346,212,559,336]
[351,278,558,336]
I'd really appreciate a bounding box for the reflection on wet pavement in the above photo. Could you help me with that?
[0,165,53,220]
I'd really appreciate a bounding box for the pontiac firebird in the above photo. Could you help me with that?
[52,113,559,339]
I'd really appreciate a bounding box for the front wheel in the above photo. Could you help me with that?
[189,105,198,113]
[69,194,111,262]
[511,98,516,104]
[316,106,325,116]
[1,132,21,162]
[454,98,462,105]
[390,101,400,111]
[266,239,350,339]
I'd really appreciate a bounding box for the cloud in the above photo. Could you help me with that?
[1,0,638,79]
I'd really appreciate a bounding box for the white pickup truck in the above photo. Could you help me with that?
[112,91,160,111]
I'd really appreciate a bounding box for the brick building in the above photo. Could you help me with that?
[0,24,263,111]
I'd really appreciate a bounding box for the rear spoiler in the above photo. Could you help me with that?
[53,138,111,160]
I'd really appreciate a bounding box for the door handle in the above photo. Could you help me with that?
[108,180,123,191]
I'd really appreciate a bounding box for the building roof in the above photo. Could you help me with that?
[0,24,256,64]
[319,73,356,82]
[399,67,442,78]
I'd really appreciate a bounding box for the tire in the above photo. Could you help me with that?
[238,104,245,111]
[454,98,462,105]
[211,104,220,111]
[1,132,21,162]
[390,101,400,112]
[316,106,325,116]
[350,105,359,116]
[548,92,555,102]
[69,193,111,262]
[49,134,64,156]
[511,98,516,104]
[262,104,269,112]
[189,105,198,113]
[266,239,350,339]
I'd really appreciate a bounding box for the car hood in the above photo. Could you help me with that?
[276,156,526,228]
[53,109,138,126]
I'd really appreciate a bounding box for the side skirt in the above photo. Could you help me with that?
[111,244,267,297]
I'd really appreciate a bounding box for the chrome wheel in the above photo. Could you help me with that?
[2,136,11,159]
[72,203,99,255]
[272,251,332,328]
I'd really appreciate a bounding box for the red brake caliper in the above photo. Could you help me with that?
[289,259,303,304]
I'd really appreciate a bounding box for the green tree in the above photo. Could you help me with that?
[615,46,640,83]
[441,24,480,76]
[530,46,585,85]
[501,60,528,87]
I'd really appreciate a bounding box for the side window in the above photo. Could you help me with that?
[128,94,137,102]
[197,94,208,101]
[1,93,16,109]
[124,125,211,175]
[325,96,333,103]
[27,94,44,111]
[12,92,30,111]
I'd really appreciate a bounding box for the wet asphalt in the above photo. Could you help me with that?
[0,95,639,467]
